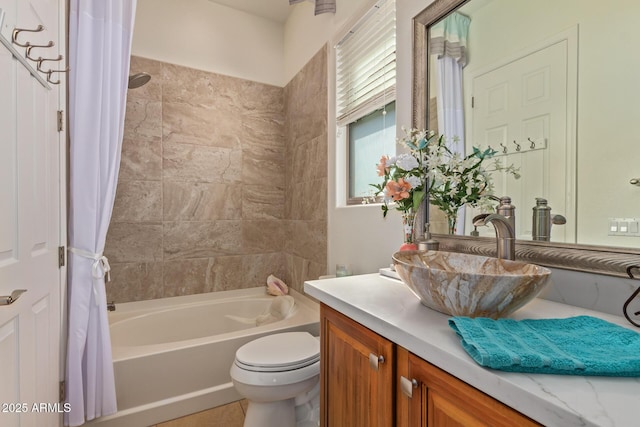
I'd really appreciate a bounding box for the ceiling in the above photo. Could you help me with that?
[208,0,295,24]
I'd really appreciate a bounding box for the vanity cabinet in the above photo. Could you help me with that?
[321,304,540,427]
[320,304,395,427]
[397,347,540,426]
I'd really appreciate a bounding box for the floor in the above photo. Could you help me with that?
[150,400,248,427]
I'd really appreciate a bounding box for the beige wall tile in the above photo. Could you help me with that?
[163,143,242,183]
[105,262,164,302]
[119,136,162,181]
[162,63,244,111]
[210,255,245,291]
[163,181,242,221]
[242,185,285,220]
[124,99,162,140]
[112,180,162,222]
[164,221,242,260]
[241,253,287,288]
[241,220,285,254]
[241,146,285,186]
[162,102,242,149]
[162,258,215,296]
[283,220,327,265]
[105,223,163,263]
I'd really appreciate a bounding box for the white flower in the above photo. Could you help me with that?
[405,176,422,189]
[396,154,419,171]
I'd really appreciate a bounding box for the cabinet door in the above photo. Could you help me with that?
[399,349,540,427]
[321,304,395,427]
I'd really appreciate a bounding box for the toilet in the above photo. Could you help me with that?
[230,331,321,427]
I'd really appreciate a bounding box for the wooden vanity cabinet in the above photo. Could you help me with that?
[397,348,541,427]
[321,304,541,427]
[320,304,395,427]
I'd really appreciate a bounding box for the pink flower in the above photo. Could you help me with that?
[377,156,389,176]
[385,178,411,201]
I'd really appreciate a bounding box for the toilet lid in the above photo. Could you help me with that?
[235,332,320,372]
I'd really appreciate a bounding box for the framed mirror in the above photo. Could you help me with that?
[412,0,640,277]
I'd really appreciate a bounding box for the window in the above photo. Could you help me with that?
[348,101,396,198]
[336,0,396,204]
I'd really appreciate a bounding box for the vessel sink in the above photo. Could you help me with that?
[392,250,551,319]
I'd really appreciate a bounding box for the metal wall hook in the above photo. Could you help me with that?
[46,68,69,84]
[513,140,521,152]
[25,41,55,62]
[499,143,508,154]
[528,137,536,149]
[12,24,45,47]
[37,55,63,73]
[623,265,640,327]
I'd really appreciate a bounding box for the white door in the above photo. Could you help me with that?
[467,34,577,243]
[0,0,65,426]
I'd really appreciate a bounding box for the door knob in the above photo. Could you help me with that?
[0,289,27,305]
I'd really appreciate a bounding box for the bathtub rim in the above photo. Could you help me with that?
[108,287,319,362]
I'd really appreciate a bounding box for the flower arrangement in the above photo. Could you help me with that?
[371,127,520,237]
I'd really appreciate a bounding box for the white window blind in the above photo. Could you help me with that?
[336,0,396,127]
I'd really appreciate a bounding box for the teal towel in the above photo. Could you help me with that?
[448,315,640,376]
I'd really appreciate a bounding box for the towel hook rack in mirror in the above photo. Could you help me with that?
[623,265,640,327]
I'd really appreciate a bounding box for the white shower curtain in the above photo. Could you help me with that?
[432,12,470,235]
[66,1,137,425]
[436,56,466,234]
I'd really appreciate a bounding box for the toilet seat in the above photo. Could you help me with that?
[235,332,320,372]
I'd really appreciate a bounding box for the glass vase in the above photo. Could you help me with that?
[401,209,416,244]
[447,215,457,235]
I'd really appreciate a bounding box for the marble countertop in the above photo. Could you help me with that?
[304,273,640,427]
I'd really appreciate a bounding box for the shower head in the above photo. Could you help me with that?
[128,72,151,89]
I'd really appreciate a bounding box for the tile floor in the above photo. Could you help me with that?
[150,400,248,427]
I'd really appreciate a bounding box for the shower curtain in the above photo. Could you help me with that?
[66,1,137,425]
[431,12,470,235]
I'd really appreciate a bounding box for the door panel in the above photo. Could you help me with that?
[0,0,64,426]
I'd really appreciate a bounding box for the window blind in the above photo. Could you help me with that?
[336,0,396,127]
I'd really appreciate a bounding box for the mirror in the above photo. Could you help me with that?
[413,0,640,277]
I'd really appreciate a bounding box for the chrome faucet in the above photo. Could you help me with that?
[473,196,516,260]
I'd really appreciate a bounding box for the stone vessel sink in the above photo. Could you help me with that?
[392,250,551,319]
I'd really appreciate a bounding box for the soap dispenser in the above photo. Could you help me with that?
[532,198,566,241]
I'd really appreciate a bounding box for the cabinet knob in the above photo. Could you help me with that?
[369,353,385,371]
[400,376,418,398]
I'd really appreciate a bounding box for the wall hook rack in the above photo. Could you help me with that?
[37,54,63,73]
[0,8,50,88]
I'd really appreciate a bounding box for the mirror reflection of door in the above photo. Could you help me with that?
[465,33,577,242]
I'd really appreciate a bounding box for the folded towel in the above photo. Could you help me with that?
[256,296,296,326]
[449,315,640,376]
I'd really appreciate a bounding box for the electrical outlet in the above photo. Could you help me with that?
[608,217,640,236]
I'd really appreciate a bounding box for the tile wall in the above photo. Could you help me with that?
[105,47,328,302]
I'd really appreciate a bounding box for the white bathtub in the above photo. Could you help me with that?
[86,287,320,427]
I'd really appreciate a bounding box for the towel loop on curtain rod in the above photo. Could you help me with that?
[12,24,45,47]
[622,265,640,327]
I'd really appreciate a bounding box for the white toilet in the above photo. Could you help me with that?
[230,331,321,427]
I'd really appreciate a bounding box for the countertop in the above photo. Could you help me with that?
[304,273,640,427]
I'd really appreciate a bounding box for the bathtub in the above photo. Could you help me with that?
[86,287,320,427]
